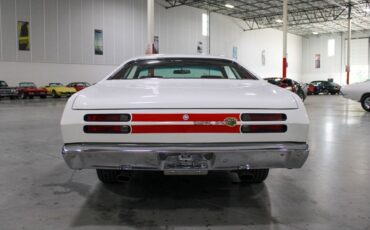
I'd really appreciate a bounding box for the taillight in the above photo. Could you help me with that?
[241,125,287,133]
[241,113,287,121]
[84,114,131,122]
[83,125,131,134]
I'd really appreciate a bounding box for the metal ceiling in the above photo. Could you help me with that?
[163,0,370,36]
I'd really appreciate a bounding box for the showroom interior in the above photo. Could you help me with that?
[0,0,370,229]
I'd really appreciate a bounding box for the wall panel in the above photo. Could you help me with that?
[1,0,16,61]
[30,0,44,62]
[44,0,58,63]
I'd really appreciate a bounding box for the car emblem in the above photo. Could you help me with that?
[224,117,237,127]
[183,114,189,121]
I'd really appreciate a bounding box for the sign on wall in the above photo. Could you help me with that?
[17,21,30,51]
[261,50,266,66]
[232,46,238,60]
[94,29,103,55]
[153,36,159,54]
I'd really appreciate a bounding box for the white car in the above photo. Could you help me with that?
[341,80,370,112]
[61,55,309,184]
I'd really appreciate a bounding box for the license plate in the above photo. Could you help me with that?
[163,153,209,175]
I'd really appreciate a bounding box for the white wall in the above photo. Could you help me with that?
[301,32,370,85]
[0,0,304,85]
[236,29,302,80]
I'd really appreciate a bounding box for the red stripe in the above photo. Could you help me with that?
[132,113,240,122]
[131,125,241,133]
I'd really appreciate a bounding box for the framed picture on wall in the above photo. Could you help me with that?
[94,29,103,55]
[17,21,30,51]
[261,50,266,66]
[153,36,159,54]
[315,54,320,68]
[232,46,238,60]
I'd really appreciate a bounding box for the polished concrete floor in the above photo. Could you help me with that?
[0,96,369,230]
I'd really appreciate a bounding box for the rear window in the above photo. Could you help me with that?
[109,58,257,80]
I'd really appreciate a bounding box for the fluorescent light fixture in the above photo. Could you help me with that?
[225,3,235,8]
[275,19,283,23]
[364,7,370,12]
[312,31,319,35]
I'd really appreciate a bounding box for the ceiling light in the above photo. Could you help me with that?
[225,3,234,9]
[275,19,283,23]
[364,7,370,13]
[312,32,319,35]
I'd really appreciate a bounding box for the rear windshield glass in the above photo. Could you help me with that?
[0,81,8,87]
[109,58,257,80]
[19,82,36,87]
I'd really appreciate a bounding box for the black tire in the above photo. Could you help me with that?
[237,169,269,183]
[361,94,370,112]
[40,95,47,99]
[297,90,305,101]
[19,92,27,99]
[96,169,129,184]
[51,90,59,98]
[29,96,34,99]
[323,89,329,95]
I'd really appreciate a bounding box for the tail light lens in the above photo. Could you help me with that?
[241,125,287,133]
[241,113,287,121]
[84,114,131,122]
[83,125,131,134]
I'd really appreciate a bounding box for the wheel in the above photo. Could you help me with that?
[323,89,329,95]
[51,90,59,98]
[330,92,336,95]
[237,169,269,183]
[361,94,370,112]
[29,96,34,99]
[40,95,47,99]
[10,96,19,100]
[297,90,305,101]
[96,169,131,184]
[19,92,27,99]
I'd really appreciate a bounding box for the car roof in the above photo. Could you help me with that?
[128,54,236,62]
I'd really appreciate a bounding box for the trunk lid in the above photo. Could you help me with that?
[72,79,298,110]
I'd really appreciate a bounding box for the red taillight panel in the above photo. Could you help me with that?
[241,125,287,133]
[241,113,287,121]
[83,125,131,134]
[84,114,131,122]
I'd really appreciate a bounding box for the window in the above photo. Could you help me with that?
[328,39,335,57]
[109,59,257,80]
[202,13,209,37]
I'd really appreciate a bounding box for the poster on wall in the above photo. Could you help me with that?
[261,50,266,66]
[315,54,321,68]
[94,29,103,55]
[18,21,30,51]
[232,47,238,60]
[197,41,203,54]
[153,36,159,54]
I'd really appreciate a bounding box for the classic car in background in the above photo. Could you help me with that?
[61,55,310,184]
[341,79,370,112]
[309,80,341,95]
[67,82,91,92]
[17,82,47,99]
[0,80,19,99]
[45,83,76,98]
[264,77,306,101]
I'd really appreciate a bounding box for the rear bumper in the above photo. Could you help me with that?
[62,142,309,172]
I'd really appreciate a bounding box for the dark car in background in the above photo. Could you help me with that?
[309,81,341,95]
[17,82,47,99]
[67,82,91,92]
[0,80,19,99]
[265,77,306,101]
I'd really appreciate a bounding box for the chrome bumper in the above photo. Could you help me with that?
[62,142,309,173]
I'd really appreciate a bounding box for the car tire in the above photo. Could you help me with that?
[323,89,329,95]
[51,90,59,98]
[29,96,34,99]
[237,169,269,183]
[96,169,131,184]
[361,94,370,112]
[297,90,305,101]
[20,92,27,99]
[40,95,47,99]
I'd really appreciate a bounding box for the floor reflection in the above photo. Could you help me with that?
[72,172,272,228]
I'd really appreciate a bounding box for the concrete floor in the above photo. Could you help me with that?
[0,95,370,230]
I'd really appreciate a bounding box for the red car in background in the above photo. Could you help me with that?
[67,82,91,92]
[18,82,47,99]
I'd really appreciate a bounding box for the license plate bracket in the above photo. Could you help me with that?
[162,153,209,175]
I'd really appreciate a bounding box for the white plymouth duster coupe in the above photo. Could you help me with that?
[61,55,309,184]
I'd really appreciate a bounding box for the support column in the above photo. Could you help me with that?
[282,0,288,79]
[146,0,155,54]
[346,4,352,85]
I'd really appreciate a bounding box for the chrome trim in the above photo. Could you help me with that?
[62,142,309,172]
